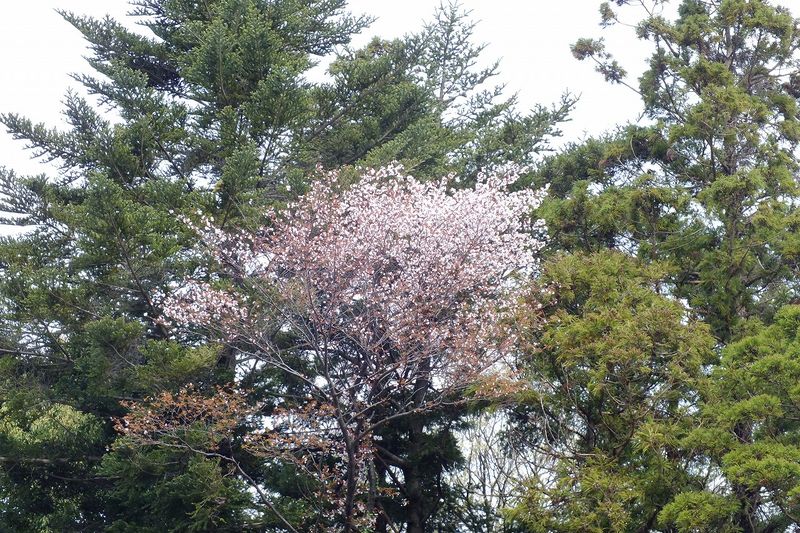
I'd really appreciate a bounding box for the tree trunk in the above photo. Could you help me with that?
[344,439,359,532]
[373,458,388,533]
[733,422,758,533]
[405,418,426,533]
[405,356,432,533]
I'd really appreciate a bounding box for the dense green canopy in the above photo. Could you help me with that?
[1,0,799,531]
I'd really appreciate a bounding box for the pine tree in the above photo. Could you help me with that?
[659,305,800,531]
[513,0,800,531]
[509,251,714,532]
[540,0,800,341]
[0,1,365,528]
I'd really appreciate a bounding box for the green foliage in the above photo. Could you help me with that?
[0,392,106,531]
[101,444,252,532]
[657,491,740,532]
[660,305,800,531]
[514,1,800,531]
[510,251,714,532]
[542,0,800,341]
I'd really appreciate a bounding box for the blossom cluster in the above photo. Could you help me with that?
[148,163,546,527]
[156,280,248,330]
[163,164,545,378]
[268,164,545,372]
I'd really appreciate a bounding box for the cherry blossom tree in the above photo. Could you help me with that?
[123,164,546,531]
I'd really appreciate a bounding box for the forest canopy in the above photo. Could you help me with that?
[1,0,800,532]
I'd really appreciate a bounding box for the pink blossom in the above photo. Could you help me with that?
[156,163,546,526]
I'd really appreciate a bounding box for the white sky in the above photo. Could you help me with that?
[0,0,653,180]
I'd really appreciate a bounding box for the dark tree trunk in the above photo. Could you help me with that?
[405,357,432,533]
[373,458,388,533]
[405,417,426,533]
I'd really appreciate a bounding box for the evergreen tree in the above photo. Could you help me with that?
[660,304,800,531]
[509,251,714,532]
[538,0,800,341]
[0,1,365,528]
[514,1,800,531]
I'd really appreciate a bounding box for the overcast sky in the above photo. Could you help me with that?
[0,0,657,180]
